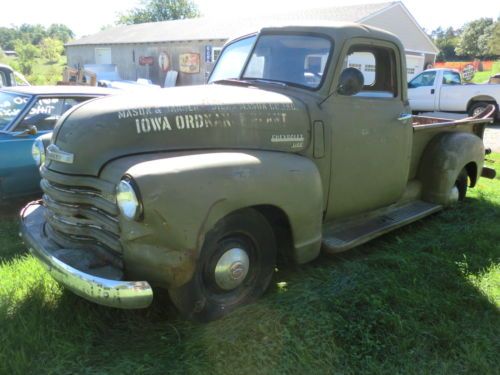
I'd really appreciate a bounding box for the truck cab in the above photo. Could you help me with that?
[20,24,493,322]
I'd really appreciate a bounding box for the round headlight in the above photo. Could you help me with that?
[116,178,142,220]
[32,139,45,167]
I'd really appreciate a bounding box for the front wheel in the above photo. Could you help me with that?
[168,208,277,322]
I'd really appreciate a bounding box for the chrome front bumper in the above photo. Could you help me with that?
[20,202,153,309]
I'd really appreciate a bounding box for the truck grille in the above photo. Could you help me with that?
[40,167,123,267]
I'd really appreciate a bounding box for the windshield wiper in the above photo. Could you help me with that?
[244,79,288,87]
[211,79,251,87]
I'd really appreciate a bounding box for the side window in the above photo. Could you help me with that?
[342,45,398,98]
[17,97,65,131]
[409,71,436,88]
[62,98,87,113]
[0,71,5,87]
[442,71,461,85]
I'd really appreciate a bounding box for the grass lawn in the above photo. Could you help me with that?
[1,155,499,375]
[472,61,500,83]
[0,55,66,85]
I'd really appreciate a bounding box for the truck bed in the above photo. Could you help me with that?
[408,105,494,180]
[412,104,495,132]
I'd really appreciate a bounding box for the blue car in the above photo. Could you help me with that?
[0,85,114,201]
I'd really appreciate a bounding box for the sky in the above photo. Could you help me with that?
[0,0,498,37]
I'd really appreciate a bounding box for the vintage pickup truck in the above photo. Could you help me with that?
[408,68,500,118]
[20,24,495,322]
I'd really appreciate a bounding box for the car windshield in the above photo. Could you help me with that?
[242,34,333,89]
[0,91,31,130]
[208,35,256,83]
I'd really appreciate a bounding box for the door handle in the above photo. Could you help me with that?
[431,89,435,94]
[397,113,412,122]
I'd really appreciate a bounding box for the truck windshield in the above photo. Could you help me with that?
[0,91,30,130]
[242,34,332,89]
[209,35,257,83]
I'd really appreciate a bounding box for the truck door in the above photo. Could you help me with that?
[326,39,412,220]
[407,70,438,111]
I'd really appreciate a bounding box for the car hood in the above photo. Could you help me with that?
[46,84,310,176]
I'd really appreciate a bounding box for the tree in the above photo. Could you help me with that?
[488,21,500,56]
[117,0,200,25]
[455,18,494,58]
[0,27,17,50]
[431,26,459,61]
[40,38,64,62]
[14,40,40,75]
[47,24,74,44]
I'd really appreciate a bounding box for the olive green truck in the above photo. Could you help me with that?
[21,24,495,321]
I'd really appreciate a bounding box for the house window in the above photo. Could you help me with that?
[364,64,376,72]
[212,47,222,63]
[407,68,415,75]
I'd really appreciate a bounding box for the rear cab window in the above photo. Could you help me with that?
[442,71,461,85]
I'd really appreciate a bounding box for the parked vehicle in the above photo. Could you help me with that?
[408,68,500,118]
[0,64,30,87]
[0,85,114,201]
[21,24,495,322]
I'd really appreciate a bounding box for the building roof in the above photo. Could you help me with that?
[67,1,437,54]
[67,2,394,45]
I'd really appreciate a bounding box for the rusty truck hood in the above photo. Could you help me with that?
[47,84,310,176]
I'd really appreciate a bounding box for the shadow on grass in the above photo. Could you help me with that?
[0,196,498,374]
[0,197,41,262]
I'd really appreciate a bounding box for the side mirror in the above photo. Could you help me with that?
[13,125,38,137]
[337,68,364,96]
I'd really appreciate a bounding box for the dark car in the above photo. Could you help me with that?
[0,85,115,201]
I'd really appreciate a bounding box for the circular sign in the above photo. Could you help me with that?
[158,52,170,72]
[462,64,475,81]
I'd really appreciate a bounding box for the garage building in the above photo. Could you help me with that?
[66,1,438,87]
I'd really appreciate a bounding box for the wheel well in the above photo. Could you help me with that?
[252,205,295,265]
[465,162,478,187]
[467,97,497,111]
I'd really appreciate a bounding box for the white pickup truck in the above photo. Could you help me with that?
[408,68,500,119]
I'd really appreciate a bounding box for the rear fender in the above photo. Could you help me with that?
[417,132,484,205]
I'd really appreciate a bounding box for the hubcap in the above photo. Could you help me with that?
[214,248,250,290]
[473,107,485,116]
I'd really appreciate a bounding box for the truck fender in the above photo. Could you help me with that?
[417,132,484,205]
[120,151,323,287]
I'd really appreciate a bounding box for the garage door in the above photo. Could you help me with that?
[406,55,424,81]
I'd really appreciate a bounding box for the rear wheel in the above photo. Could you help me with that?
[468,102,497,118]
[168,208,277,322]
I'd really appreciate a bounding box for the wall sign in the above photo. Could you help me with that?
[179,53,200,74]
[139,56,154,66]
[205,45,212,63]
[158,52,170,72]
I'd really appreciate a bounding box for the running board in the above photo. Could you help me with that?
[322,200,442,254]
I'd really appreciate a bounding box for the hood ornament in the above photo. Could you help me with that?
[47,144,74,164]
